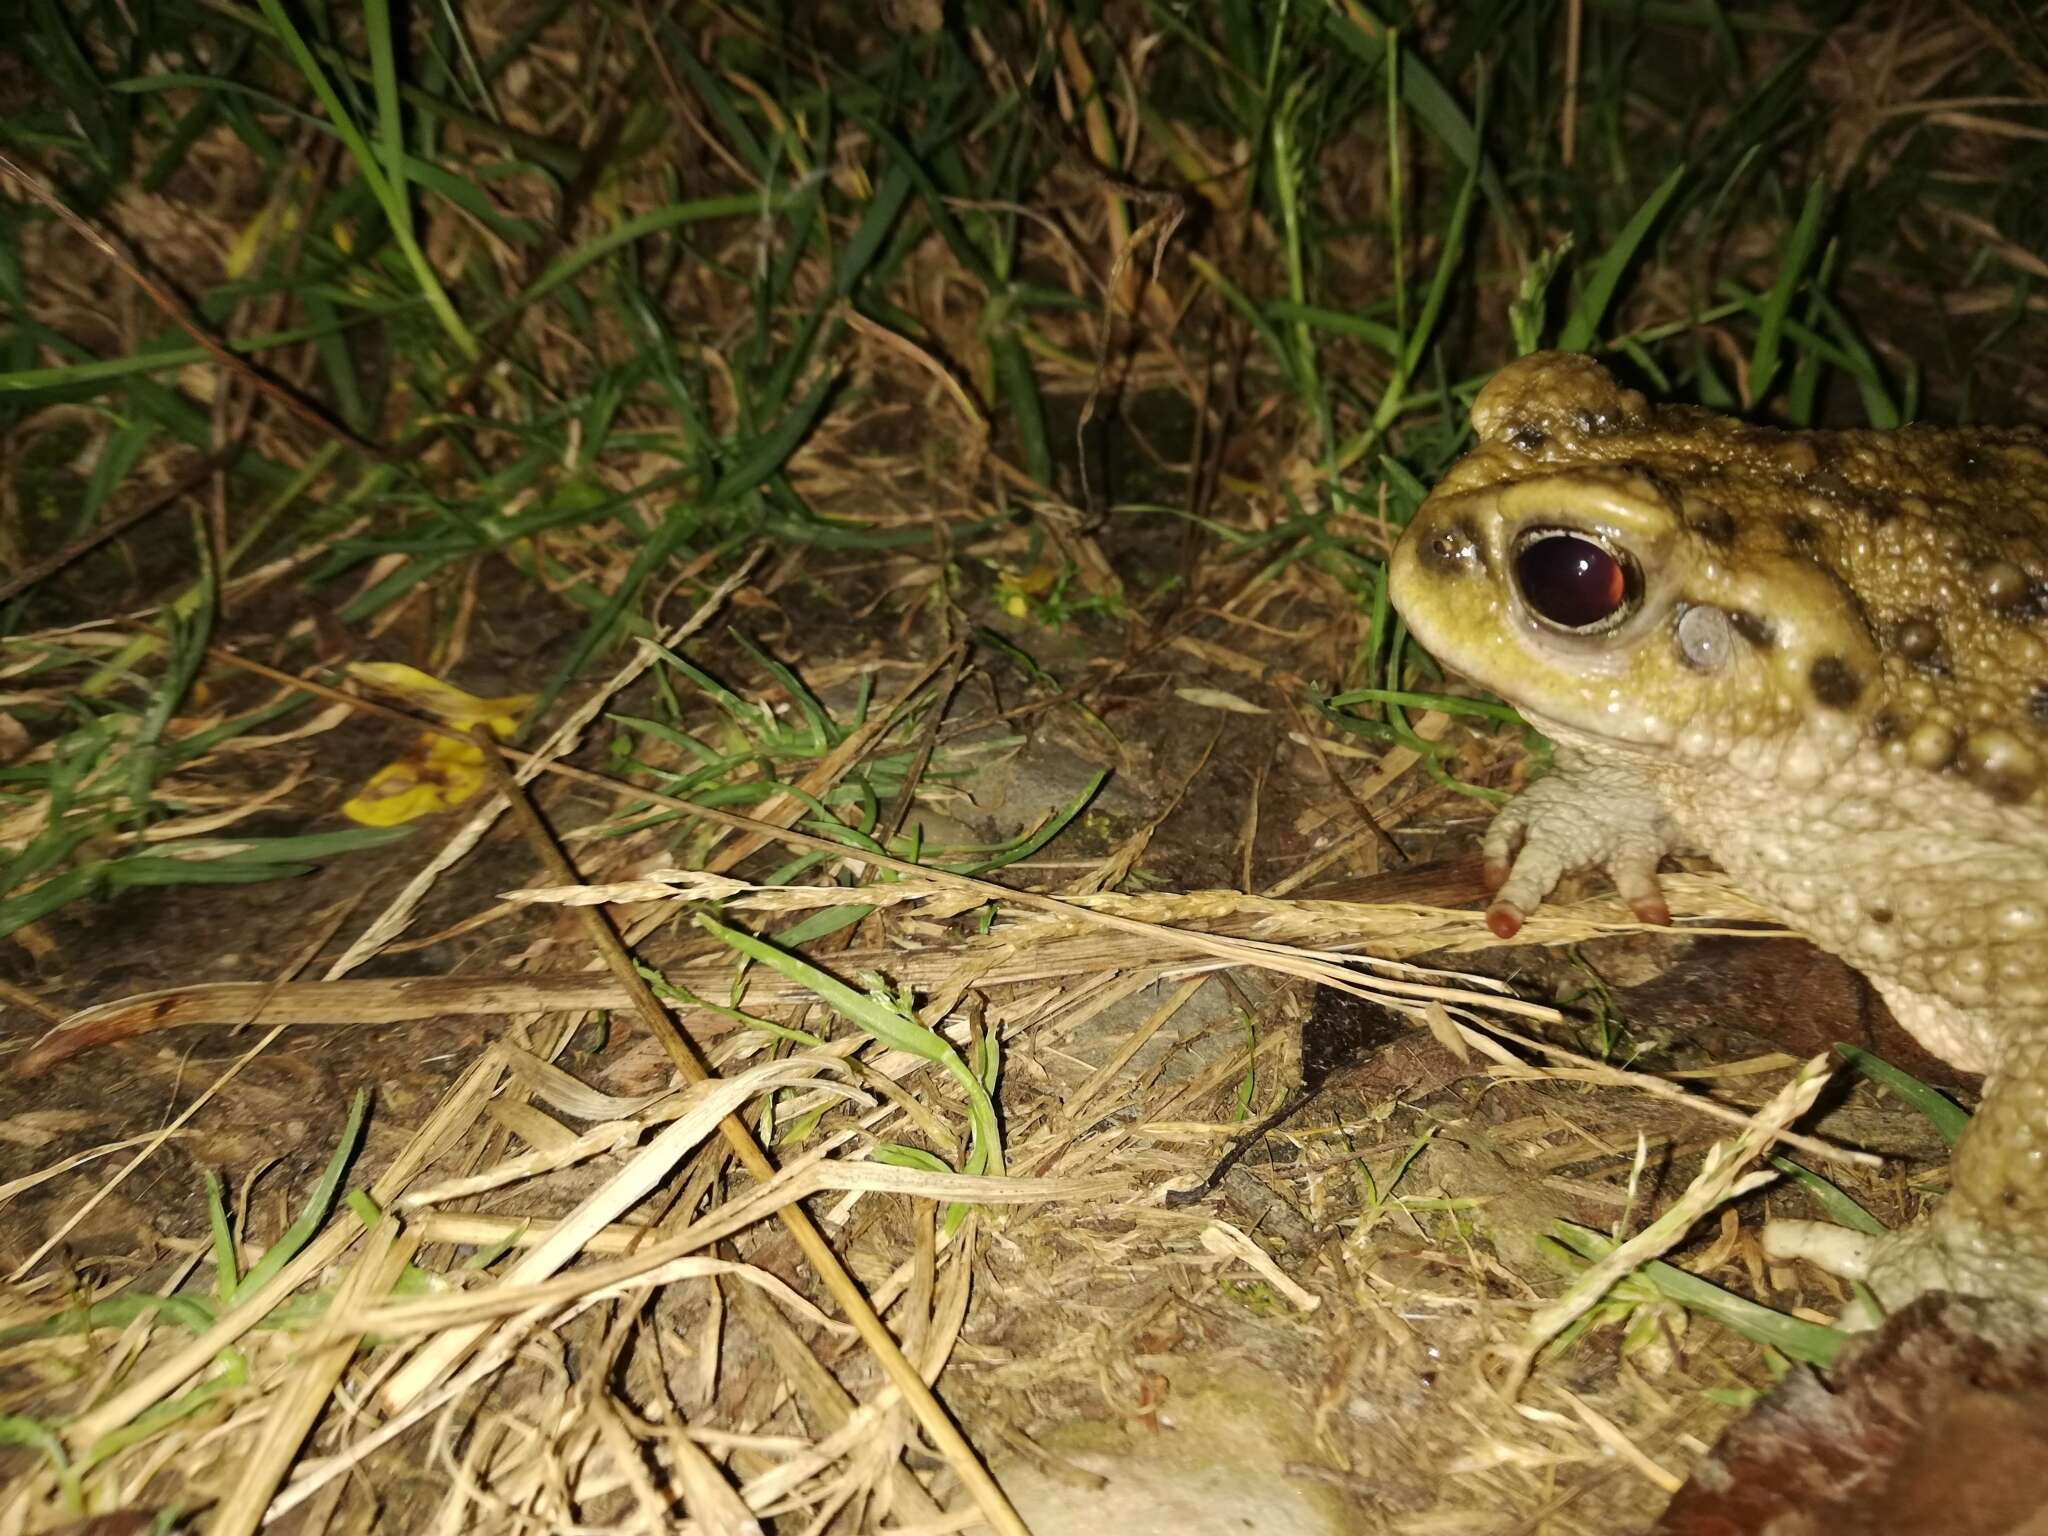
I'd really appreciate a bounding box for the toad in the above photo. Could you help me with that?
[1387,352,2048,1311]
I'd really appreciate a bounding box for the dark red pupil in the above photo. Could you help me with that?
[1515,534,1628,629]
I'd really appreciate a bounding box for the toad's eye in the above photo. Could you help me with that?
[1513,530,1637,632]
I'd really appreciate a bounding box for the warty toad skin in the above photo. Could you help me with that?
[1388,351,2048,1311]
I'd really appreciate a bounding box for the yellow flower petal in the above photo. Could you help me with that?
[347,663,533,736]
[340,732,489,826]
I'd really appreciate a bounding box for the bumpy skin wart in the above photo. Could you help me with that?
[1388,352,2048,1312]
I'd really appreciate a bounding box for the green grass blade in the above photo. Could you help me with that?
[988,324,1052,487]
[1188,254,1301,392]
[521,511,704,735]
[1746,176,1827,405]
[1558,164,1686,353]
[1835,1044,1970,1147]
[944,769,1108,876]
[1546,1221,1845,1366]
[229,1089,371,1305]
[253,0,478,361]
[710,370,839,504]
[697,914,1004,1178]
[206,1171,239,1303]
[1320,9,1519,244]
[497,194,776,320]
[1769,1156,1887,1237]
[0,1412,78,1508]
[363,0,411,219]
[1266,302,1403,356]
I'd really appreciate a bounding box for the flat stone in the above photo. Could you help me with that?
[992,1366,1351,1536]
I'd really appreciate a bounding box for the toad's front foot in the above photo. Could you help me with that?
[1762,1216,2048,1322]
[1766,1037,2048,1320]
[1481,760,1684,939]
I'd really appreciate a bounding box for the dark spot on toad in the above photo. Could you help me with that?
[1861,494,1899,525]
[1959,727,2040,803]
[1804,470,1853,502]
[1782,517,1819,548]
[1894,617,1942,663]
[1952,443,1996,481]
[1975,558,2031,610]
[1686,501,1736,545]
[2032,683,2048,725]
[1507,425,1548,454]
[1809,656,1862,709]
[1727,610,1776,650]
[1869,905,1894,926]
[1872,707,1908,741]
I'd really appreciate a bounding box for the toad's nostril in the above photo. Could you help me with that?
[1416,516,1483,574]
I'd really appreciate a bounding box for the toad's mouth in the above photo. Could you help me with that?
[1392,596,1659,749]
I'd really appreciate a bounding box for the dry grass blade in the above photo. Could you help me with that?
[6,899,355,1282]
[374,1055,842,1400]
[345,1250,847,1343]
[0,1131,194,1207]
[1552,1386,1683,1495]
[326,549,763,976]
[61,1044,507,1447]
[20,872,1870,1172]
[1197,1221,1321,1311]
[1495,1051,1837,1396]
[206,1218,420,1536]
[466,732,1034,1536]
